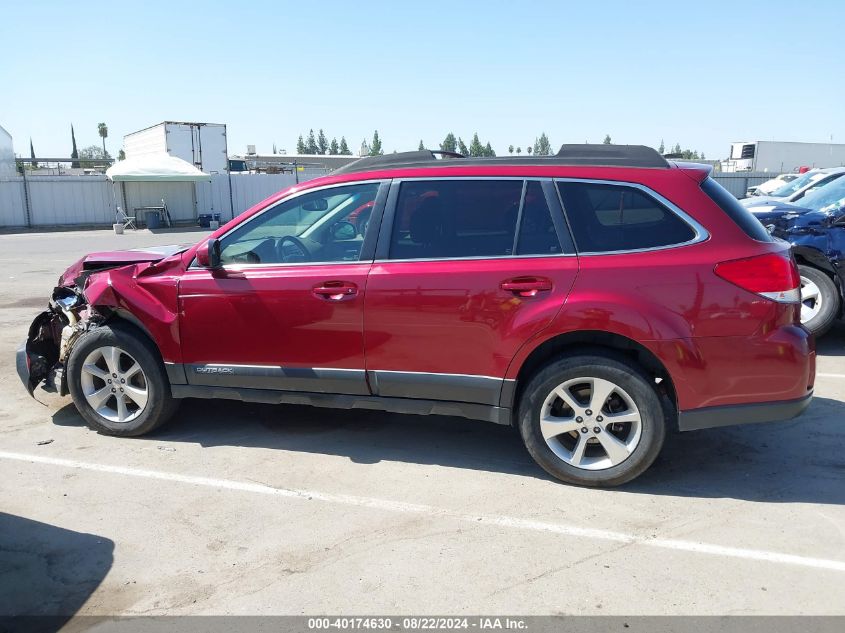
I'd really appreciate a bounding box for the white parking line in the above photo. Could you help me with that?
[817,373,845,379]
[2,449,844,573]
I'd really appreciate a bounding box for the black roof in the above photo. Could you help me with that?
[333,144,668,175]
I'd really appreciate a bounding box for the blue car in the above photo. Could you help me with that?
[752,178,845,336]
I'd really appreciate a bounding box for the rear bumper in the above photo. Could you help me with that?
[678,391,813,431]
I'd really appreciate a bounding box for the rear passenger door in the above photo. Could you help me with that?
[363,178,578,407]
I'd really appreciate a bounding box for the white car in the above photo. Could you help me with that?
[741,167,845,209]
[746,173,799,197]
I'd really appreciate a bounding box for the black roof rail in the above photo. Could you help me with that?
[332,150,465,175]
[555,144,668,168]
[332,144,668,175]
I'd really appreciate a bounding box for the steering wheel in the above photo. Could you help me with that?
[278,235,311,263]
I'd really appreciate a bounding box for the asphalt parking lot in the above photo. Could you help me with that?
[1,228,844,617]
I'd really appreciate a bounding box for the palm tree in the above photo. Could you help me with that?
[97,123,108,155]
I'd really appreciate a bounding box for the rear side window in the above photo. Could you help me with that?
[701,178,773,242]
[556,181,696,253]
[389,180,523,259]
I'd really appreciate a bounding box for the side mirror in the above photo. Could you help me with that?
[197,238,222,268]
[331,221,357,241]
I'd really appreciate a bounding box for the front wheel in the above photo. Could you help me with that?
[798,265,840,337]
[517,354,666,487]
[67,324,178,436]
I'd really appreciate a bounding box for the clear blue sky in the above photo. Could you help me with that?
[2,0,843,160]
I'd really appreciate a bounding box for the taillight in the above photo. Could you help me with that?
[714,252,800,303]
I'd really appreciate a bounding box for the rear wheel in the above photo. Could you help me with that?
[517,354,666,487]
[798,265,840,337]
[67,324,178,436]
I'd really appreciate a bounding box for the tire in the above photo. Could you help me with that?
[67,323,179,437]
[798,265,840,338]
[517,353,666,487]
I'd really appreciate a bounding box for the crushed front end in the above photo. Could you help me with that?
[17,285,100,396]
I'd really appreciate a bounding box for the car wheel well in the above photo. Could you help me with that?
[793,257,833,277]
[97,309,165,365]
[514,331,678,428]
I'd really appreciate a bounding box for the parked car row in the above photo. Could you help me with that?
[742,167,845,208]
[750,175,845,337]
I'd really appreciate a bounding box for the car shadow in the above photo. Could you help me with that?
[52,395,845,505]
[0,513,113,630]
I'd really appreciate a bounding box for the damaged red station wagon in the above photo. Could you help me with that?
[17,145,815,486]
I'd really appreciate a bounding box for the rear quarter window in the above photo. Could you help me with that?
[701,178,773,242]
[556,181,696,253]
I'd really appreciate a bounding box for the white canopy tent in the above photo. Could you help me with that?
[106,154,211,226]
[106,154,211,182]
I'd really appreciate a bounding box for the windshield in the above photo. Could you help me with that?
[769,171,824,198]
[798,175,845,214]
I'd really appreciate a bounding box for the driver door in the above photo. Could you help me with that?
[178,180,388,395]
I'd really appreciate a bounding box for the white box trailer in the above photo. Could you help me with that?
[0,124,14,178]
[722,141,845,173]
[124,122,229,174]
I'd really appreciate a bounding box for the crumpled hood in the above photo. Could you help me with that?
[59,244,188,287]
[751,204,830,240]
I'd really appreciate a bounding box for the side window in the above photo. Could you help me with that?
[516,181,562,256]
[219,183,379,265]
[556,181,696,253]
[389,180,523,260]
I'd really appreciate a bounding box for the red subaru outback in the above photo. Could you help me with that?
[17,145,815,486]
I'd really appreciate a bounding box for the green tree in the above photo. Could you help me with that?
[329,137,339,154]
[30,138,37,169]
[339,136,351,155]
[296,135,307,154]
[468,133,485,157]
[440,132,457,153]
[516,146,522,155]
[70,124,80,168]
[317,129,329,155]
[534,133,552,156]
[97,122,108,155]
[418,140,425,151]
[603,134,612,144]
[658,139,665,154]
[118,149,126,161]
[508,144,514,154]
[701,152,706,160]
[457,137,469,156]
[673,143,682,154]
[526,146,533,155]
[484,142,495,157]
[79,145,110,168]
[369,130,383,156]
[306,129,318,154]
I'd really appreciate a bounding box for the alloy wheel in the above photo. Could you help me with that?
[800,276,823,324]
[540,377,642,470]
[79,346,149,423]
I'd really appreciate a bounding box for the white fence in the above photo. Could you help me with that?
[711,172,777,198]
[0,169,783,229]
[0,171,327,229]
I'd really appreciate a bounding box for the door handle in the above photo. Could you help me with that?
[312,281,358,301]
[500,277,552,297]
